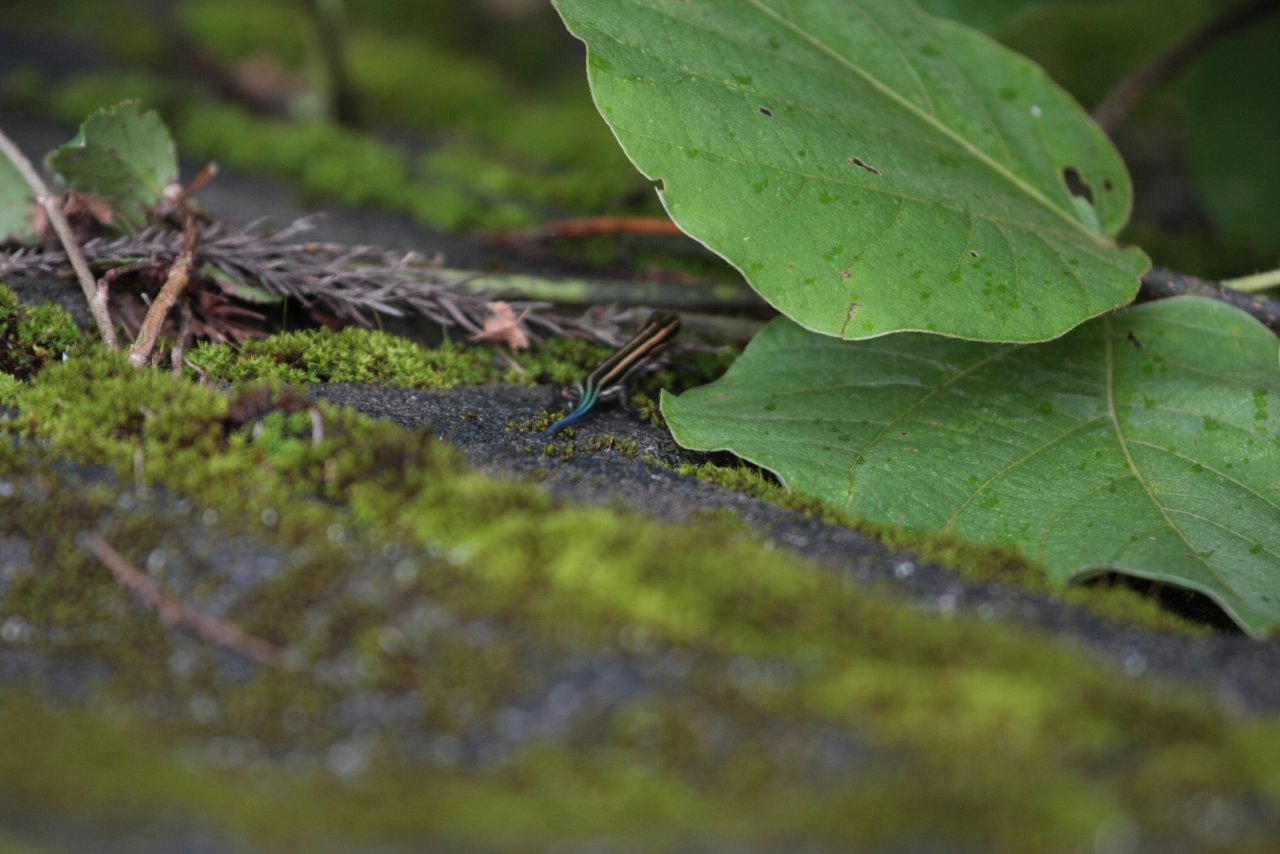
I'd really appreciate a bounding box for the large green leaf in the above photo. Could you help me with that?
[554,0,1149,342]
[0,157,34,244]
[663,298,1280,637]
[47,101,178,233]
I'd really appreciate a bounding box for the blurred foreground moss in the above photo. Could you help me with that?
[0,291,1278,849]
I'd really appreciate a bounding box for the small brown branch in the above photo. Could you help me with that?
[1093,0,1280,133]
[1139,266,1280,333]
[157,161,219,217]
[82,532,286,667]
[128,210,201,368]
[0,127,118,348]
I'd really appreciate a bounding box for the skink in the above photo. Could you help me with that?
[545,311,681,436]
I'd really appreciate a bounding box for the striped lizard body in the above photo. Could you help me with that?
[545,312,681,436]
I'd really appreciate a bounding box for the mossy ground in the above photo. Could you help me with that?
[1,288,1279,849]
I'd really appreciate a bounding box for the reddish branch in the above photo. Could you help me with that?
[522,216,685,240]
[82,532,286,668]
[1093,0,1280,133]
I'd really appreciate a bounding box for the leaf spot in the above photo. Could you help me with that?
[839,302,860,337]
[758,106,773,117]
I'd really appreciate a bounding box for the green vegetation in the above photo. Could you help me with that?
[1,0,649,231]
[0,286,84,382]
[677,460,1211,636]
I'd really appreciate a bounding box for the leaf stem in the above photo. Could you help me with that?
[0,127,118,348]
[1139,267,1280,333]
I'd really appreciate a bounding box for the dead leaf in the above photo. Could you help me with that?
[64,190,116,227]
[469,300,530,350]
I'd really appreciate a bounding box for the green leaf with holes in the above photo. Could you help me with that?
[663,298,1280,637]
[47,101,178,233]
[554,0,1149,342]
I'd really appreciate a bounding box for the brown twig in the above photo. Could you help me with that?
[1138,266,1280,333]
[82,532,286,668]
[128,209,201,367]
[1093,0,1280,133]
[157,161,220,217]
[0,127,118,348]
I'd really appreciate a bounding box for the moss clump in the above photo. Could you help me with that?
[187,326,510,387]
[0,284,84,381]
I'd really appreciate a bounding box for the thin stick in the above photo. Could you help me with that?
[82,532,286,668]
[1093,0,1280,133]
[157,161,219,216]
[128,210,200,368]
[0,127,117,348]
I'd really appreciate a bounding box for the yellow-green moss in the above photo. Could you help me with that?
[676,460,1211,636]
[1,303,1276,849]
[0,283,85,380]
[187,326,506,386]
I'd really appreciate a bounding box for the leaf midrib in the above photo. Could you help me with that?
[742,0,1096,241]
[1102,316,1219,580]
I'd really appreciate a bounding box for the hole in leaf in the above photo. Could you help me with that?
[848,156,882,176]
[1062,166,1095,205]
[758,106,773,117]
[1103,178,1115,192]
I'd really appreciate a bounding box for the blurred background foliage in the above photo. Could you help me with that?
[0,0,1274,280]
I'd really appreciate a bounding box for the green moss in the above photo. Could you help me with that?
[1,345,1278,849]
[20,5,650,231]
[175,0,310,67]
[44,73,172,126]
[676,460,1211,636]
[0,284,84,380]
[187,326,511,386]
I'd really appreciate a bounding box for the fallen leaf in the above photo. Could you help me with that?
[470,301,530,350]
